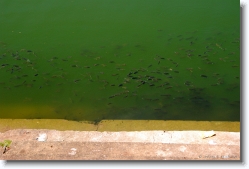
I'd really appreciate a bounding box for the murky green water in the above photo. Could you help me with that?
[0,0,240,122]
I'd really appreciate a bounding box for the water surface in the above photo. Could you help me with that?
[0,0,240,122]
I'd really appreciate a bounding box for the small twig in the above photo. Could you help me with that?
[3,145,7,154]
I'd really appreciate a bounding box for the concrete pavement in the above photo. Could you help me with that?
[0,129,240,160]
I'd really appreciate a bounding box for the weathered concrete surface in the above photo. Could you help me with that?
[0,129,240,160]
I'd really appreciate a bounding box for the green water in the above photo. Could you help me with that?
[0,0,240,122]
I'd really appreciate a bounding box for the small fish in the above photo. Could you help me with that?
[1,64,9,67]
[137,84,143,87]
[207,62,214,64]
[140,81,146,84]
[161,94,171,97]
[74,79,80,83]
[201,75,207,78]
[184,81,191,86]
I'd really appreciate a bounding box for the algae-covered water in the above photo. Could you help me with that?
[0,0,240,122]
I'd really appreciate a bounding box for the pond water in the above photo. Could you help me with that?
[0,0,240,122]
